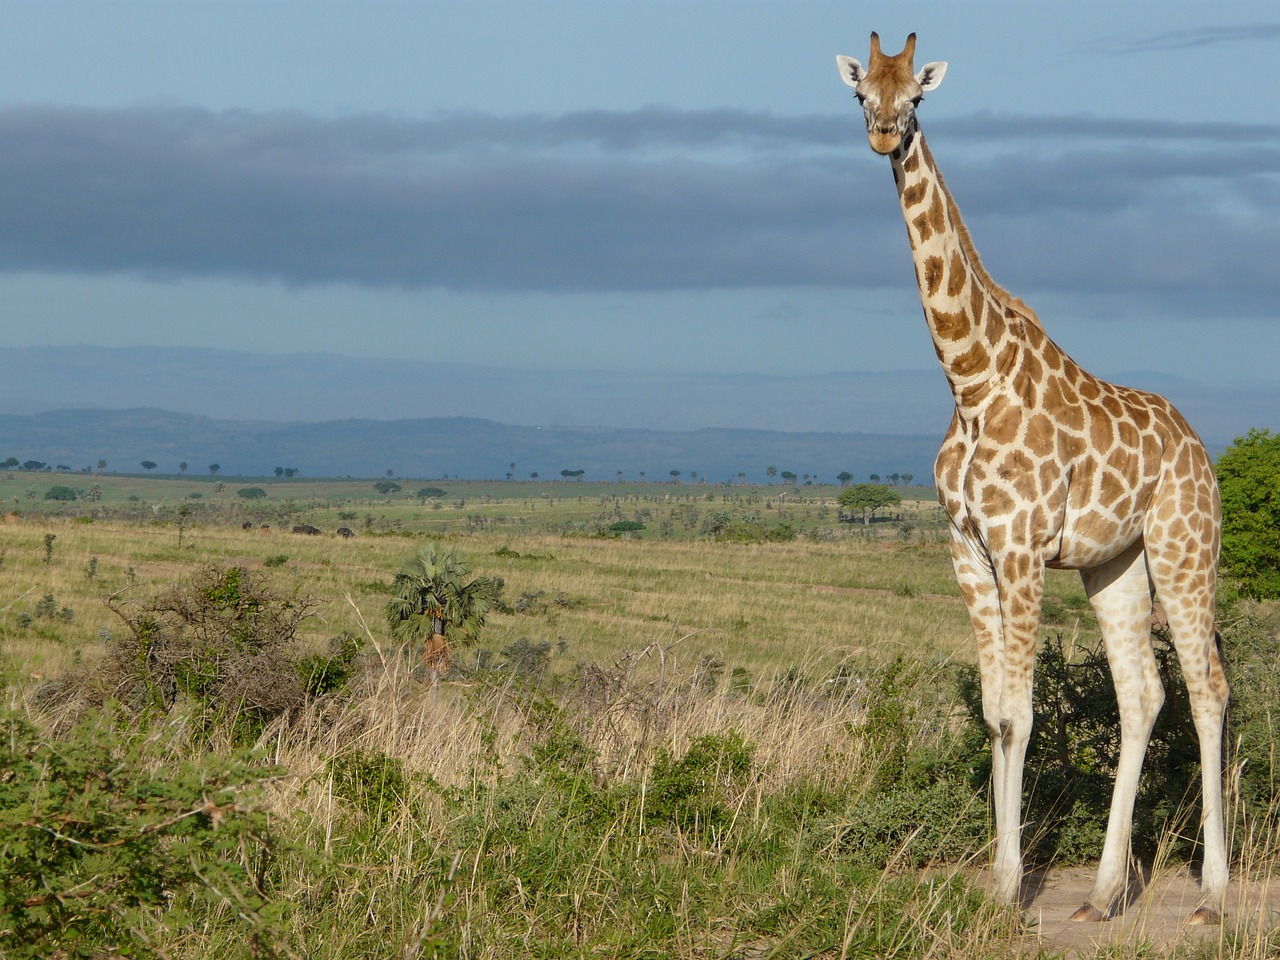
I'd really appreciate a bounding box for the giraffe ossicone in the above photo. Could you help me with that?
[836,32,1229,924]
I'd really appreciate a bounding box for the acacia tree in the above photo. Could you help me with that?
[385,545,501,678]
[838,483,902,525]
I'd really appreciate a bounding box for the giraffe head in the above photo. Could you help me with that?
[837,33,948,155]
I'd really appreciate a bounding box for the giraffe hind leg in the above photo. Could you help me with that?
[1146,533,1228,923]
[1071,541,1163,921]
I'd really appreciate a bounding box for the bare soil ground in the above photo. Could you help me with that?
[1018,866,1279,954]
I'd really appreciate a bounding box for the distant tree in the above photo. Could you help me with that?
[530,472,539,480]
[284,468,298,478]
[560,469,585,482]
[888,472,901,486]
[386,469,394,478]
[616,471,623,483]
[737,472,746,485]
[838,483,902,525]
[140,461,157,472]
[386,544,500,680]
[902,473,914,486]
[767,465,777,484]
[96,459,107,472]
[275,467,285,478]
[869,473,880,483]
[44,485,77,502]
[208,464,220,475]
[509,462,516,477]
[1216,428,1280,599]
[837,471,853,486]
[780,471,797,486]
[22,460,46,472]
[178,461,188,474]
[3,457,19,469]
[638,471,646,483]
[690,471,699,483]
[374,480,402,494]
[669,470,681,484]
[417,487,447,499]
[237,487,268,500]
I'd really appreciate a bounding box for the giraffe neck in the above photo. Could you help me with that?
[890,130,1025,414]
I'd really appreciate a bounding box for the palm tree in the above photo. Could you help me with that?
[385,545,500,678]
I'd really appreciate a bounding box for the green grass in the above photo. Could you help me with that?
[1,477,1274,959]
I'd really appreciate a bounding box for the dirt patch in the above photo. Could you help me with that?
[1012,866,1279,954]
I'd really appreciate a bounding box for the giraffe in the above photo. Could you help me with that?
[835,33,1229,924]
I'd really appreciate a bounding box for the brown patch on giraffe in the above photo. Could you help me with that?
[923,255,945,297]
[902,181,927,208]
[989,343,1015,382]
[928,188,947,236]
[1020,351,1043,386]
[1099,471,1127,509]
[932,307,969,341]
[980,484,1015,516]
[983,302,1004,344]
[951,341,990,378]
[1077,377,1102,402]
[912,209,934,243]
[1025,414,1055,458]
[946,251,967,296]
[985,404,1021,445]
[1117,420,1140,450]
[1089,409,1115,451]
[902,148,920,173]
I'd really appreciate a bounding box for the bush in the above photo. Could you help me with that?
[98,565,318,738]
[43,485,76,501]
[0,709,287,958]
[237,487,268,500]
[1216,428,1280,599]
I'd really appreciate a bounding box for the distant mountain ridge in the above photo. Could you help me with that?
[3,345,1272,447]
[0,407,942,483]
[0,347,1272,479]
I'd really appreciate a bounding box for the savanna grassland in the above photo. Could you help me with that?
[2,474,1277,959]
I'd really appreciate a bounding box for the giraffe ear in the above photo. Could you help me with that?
[916,61,948,91]
[836,55,866,88]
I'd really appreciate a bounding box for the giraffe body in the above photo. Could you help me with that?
[837,34,1228,922]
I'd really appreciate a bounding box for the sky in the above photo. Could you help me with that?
[0,1,1278,437]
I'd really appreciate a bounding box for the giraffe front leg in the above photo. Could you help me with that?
[948,526,1035,904]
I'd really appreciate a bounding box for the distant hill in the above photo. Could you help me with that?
[0,408,941,484]
[0,346,1271,447]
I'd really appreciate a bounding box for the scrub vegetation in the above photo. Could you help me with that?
[1,474,1276,958]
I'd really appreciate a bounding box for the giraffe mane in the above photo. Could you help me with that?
[920,138,1045,333]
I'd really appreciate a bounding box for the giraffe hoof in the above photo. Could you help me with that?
[1186,906,1221,926]
[1068,904,1107,923]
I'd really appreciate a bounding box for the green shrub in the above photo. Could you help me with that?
[43,485,76,501]
[645,731,753,831]
[263,553,289,567]
[0,709,287,958]
[1216,428,1280,599]
[237,487,268,500]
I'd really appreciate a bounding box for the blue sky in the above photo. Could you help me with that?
[1,1,1277,437]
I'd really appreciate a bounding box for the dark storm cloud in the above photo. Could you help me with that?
[0,105,1276,311]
